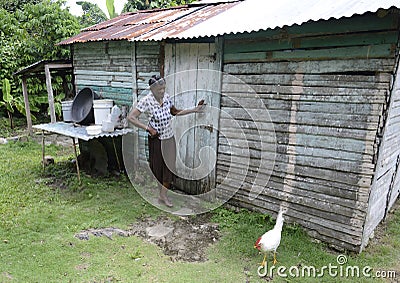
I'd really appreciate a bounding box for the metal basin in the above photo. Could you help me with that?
[71,87,99,125]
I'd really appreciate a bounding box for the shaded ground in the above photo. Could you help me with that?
[75,214,220,262]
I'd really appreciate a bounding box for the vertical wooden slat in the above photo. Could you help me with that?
[44,64,56,123]
[194,43,221,194]
[131,42,139,171]
[362,53,400,249]
[131,42,138,105]
[135,41,161,163]
[173,43,196,187]
[165,42,221,194]
[21,77,33,135]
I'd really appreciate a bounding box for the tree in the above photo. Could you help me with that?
[0,0,42,13]
[122,0,196,12]
[77,1,108,27]
[16,1,81,61]
[0,0,81,121]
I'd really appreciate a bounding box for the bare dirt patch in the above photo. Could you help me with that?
[75,214,220,262]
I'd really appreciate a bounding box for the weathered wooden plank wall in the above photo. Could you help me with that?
[73,41,134,105]
[73,41,160,165]
[164,41,222,195]
[219,11,399,251]
[363,53,400,249]
[135,42,161,165]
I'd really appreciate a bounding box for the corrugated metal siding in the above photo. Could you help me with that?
[58,0,400,44]
[217,11,399,251]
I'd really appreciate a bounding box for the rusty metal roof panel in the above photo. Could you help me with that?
[82,13,136,32]
[126,7,198,25]
[58,3,239,45]
[137,2,238,40]
[58,5,207,45]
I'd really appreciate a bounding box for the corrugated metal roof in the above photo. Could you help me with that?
[58,3,238,44]
[138,2,238,40]
[58,6,202,44]
[14,59,72,76]
[178,0,400,39]
[58,0,400,45]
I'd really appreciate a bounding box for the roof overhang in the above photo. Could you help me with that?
[14,59,72,77]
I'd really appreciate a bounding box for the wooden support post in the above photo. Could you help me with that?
[41,130,45,170]
[22,77,33,135]
[131,42,139,171]
[44,64,56,123]
[72,137,81,184]
[112,138,122,172]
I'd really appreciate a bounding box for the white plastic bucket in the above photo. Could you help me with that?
[61,100,73,122]
[93,99,113,125]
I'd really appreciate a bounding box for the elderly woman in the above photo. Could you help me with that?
[128,75,204,207]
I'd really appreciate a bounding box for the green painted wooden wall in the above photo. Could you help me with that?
[219,9,400,252]
[73,41,135,106]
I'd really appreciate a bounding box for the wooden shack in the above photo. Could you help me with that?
[58,0,400,252]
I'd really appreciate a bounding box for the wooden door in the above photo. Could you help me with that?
[164,42,221,195]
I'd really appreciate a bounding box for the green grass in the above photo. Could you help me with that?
[0,138,399,282]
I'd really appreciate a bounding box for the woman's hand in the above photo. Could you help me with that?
[146,125,159,138]
[171,100,206,116]
[195,99,206,112]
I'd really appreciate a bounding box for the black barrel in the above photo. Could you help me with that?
[71,87,99,125]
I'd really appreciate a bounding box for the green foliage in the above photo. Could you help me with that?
[0,0,81,125]
[15,0,80,61]
[1,78,12,113]
[0,117,27,137]
[0,9,21,85]
[1,78,26,128]
[77,0,117,24]
[77,1,107,27]
[122,0,196,12]
[106,0,117,19]
[0,0,42,13]
[1,78,25,117]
